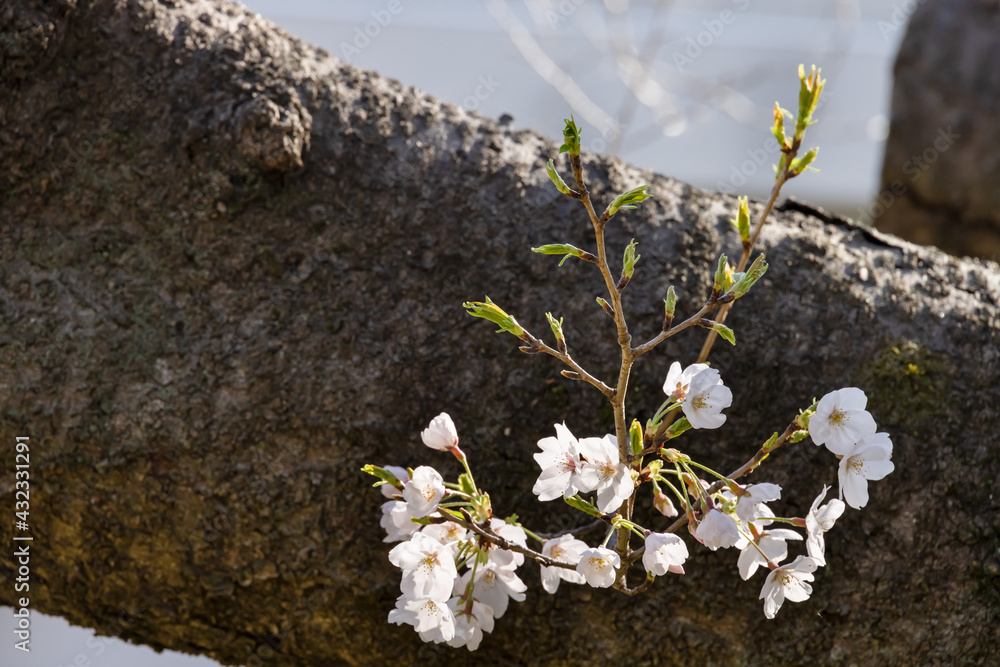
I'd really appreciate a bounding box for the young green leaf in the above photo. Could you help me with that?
[463,296,527,337]
[546,158,575,196]
[603,185,653,220]
[560,115,582,155]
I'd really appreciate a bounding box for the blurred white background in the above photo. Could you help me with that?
[2,1,909,665]
[249,0,909,217]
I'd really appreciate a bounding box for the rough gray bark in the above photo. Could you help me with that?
[1,1,999,665]
[875,0,1000,261]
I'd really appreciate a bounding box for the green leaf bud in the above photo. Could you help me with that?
[629,419,643,456]
[564,494,604,518]
[618,238,640,291]
[532,243,596,266]
[727,253,769,300]
[732,196,751,246]
[772,102,792,150]
[559,115,582,156]
[665,417,692,440]
[789,147,820,177]
[463,296,527,338]
[662,285,677,331]
[546,312,566,353]
[795,64,826,140]
[699,318,736,345]
[603,184,653,221]
[361,464,404,491]
[713,254,733,295]
[596,296,614,319]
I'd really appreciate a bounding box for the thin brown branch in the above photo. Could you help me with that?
[450,513,578,571]
[533,339,615,398]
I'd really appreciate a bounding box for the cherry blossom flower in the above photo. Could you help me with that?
[483,519,527,571]
[682,368,733,429]
[456,562,526,618]
[838,432,895,509]
[378,465,410,499]
[759,555,820,619]
[388,595,456,642]
[421,522,471,558]
[402,466,446,518]
[577,547,621,588]
[694,508,741,550]
[421,412,459,451]
[731,503,776,551]
[389,532,459,602]
[642,533,689,576]
[380,500,419,543]
[447,598,495,651]
[737,528,802,580]
[539,535,588,593]
[532,423,584,501]
[805,485,846,566]
[734,483,783,523]
[810,388,878,456]
[662,361,709,401]
[576,434,634,513]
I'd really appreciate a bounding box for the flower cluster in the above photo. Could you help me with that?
[809,388,895,509]
[674,385,892,618]
[363,76,897,646]
[372,413,696,649]
[532,425,633,513]
[376,414,527,650]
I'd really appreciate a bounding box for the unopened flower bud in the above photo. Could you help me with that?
[653,489,678,517]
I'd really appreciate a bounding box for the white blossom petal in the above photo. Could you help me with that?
[388,595,457,642]
[805,485,846,565]
[759,555,819,619]
[642,533,689,576]
[683,369,732,429]
[577,547,620,588]
[663,361,709,400]
[810,388,878,456]
[402,466,446,518]
[380,500,419,543]
[694,508,741,550]
[838,433,895,509]
[532,423,583,501]
[540,535,588,593]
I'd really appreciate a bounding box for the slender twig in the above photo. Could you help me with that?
[534,518,605,540]
[449,512,578,571]
[533,338,615,398]
[613,571,654,596]
[631,301,721,358]
[695,153,796,364]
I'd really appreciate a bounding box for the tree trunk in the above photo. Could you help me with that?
[875,0,1000,261]
[1,1,998,665]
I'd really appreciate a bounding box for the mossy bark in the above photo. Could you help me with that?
[1,1,999,665]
